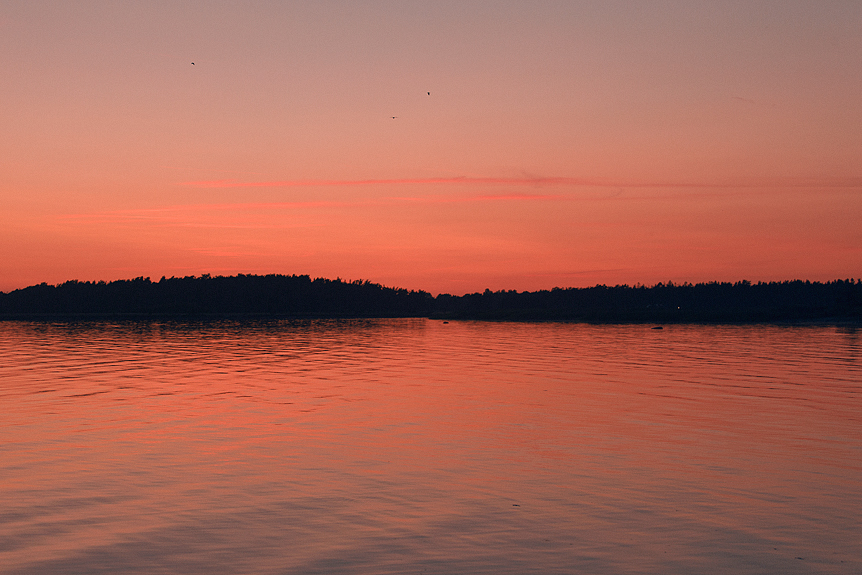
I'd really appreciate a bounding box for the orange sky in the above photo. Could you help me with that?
[2,1,860,294]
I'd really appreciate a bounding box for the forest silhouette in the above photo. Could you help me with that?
[1,274,860,322]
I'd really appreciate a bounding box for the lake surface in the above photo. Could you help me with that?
[1,319,860,574]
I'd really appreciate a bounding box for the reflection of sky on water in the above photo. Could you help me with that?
[840,326,859,362]
[1,320,860,574]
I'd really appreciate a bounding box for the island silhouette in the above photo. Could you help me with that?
[0,274,859,322]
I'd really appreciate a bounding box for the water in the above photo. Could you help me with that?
[1,319,860,574]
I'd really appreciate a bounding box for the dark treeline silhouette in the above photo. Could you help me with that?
[0,275,434,318]
[433,279,862,322]
[0,275,860,322]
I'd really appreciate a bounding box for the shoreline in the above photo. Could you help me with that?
[2,312,859,326]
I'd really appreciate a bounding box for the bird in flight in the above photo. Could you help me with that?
[191,62,195,65]
[391,116,397,119]
[427,92,430,95]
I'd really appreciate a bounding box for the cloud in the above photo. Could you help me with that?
[58,193,571,224]
[389,193,568,204]
[56,174,862,228]
[179,175,862,190]
[732,96,757,105]
[179,176,599,188]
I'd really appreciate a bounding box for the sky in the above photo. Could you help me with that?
[1,1,860,295]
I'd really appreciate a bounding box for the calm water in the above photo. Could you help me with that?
[1,319,860,574]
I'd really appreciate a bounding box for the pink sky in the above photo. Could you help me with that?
[2,1,860,294]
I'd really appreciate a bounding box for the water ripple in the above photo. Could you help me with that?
[1,319,860,574]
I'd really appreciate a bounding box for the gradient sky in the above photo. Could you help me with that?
[2,1,860,294]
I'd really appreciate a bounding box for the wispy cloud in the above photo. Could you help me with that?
[179,176,600,188]
[731,96,757,105]
[179,175,862,189]
[388,193,568,203]
[56,175,862,226]
[58,193,570,223]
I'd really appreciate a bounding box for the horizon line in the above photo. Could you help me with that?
[3,274,859,297]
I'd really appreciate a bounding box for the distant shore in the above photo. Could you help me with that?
[1,274,860,324]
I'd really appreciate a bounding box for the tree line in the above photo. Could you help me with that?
[1,274,860,322]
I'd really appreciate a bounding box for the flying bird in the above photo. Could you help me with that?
[191,62,195,65]
[427,92,430,95]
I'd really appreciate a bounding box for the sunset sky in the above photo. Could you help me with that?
[2,1,860,294]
